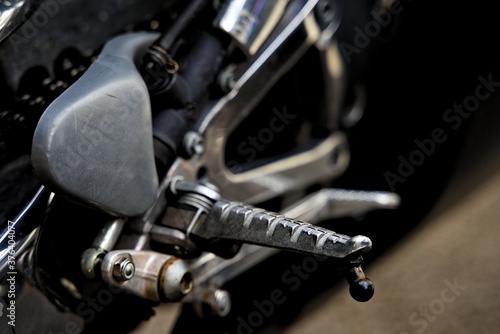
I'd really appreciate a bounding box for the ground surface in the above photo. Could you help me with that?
[278,92,500,334]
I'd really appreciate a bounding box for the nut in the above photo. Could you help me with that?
[113,257,135,281]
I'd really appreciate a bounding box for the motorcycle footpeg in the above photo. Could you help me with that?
[190,200,375,302]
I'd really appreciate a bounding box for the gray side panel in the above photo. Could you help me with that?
[32,32,160,216]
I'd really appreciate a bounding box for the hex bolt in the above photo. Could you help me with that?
[113,257,135,281]
[184,131,205,157]
[217,65,237,93]
[206,289,231,317]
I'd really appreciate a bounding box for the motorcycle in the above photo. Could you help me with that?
[0,0,498,333]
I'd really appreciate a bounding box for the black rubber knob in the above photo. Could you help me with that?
[349,277,374,302]
[345,266,374,302]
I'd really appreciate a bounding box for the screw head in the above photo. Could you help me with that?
[113,257,135,281]
[210,289,231,317]
[179,272,194,295]
[218,65,237,93]
[160,259,193,301]
[184,131,205,157]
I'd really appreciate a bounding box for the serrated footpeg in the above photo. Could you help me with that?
[188,200,375,302]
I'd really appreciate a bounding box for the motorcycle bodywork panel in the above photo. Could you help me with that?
[32,32,160,216]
